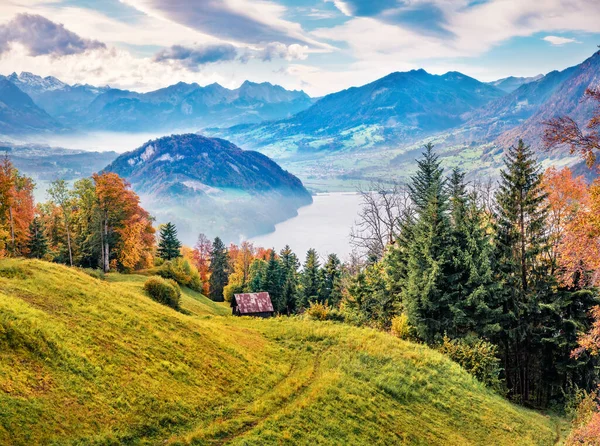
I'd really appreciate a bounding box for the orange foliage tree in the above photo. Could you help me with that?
[0,158,34,257]
[541,166,596,286]
[192,233,212,295]
[93,172,154,272]
[544,88,600,168]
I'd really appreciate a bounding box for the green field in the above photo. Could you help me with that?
[0,259,563,445]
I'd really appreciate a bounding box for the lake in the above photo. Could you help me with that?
[249,192,363,260]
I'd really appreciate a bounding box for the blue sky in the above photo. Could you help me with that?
[0,0,598,95]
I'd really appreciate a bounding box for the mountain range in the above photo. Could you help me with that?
[104,134,312,243]
[0,72,314,134]
[213,51,600,164]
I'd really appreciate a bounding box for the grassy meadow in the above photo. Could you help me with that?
[0,259,564,445]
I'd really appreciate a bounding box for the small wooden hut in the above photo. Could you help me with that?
[232,292,274,318]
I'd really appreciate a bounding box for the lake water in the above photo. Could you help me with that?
[249,192,363,260]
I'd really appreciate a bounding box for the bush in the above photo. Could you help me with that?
[144,276,181,310]
[566,391,600,445]
[438,335,503,391]
[156,258,202,292]
[390,313,411,340]
[306,302,330,321]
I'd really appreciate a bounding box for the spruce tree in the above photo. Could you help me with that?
[494,139,554,404]
[26,217,48,259]
[446,169,501,339]
[402,143,454,343]
[320,253,342,306]
[157,222,182,260]
[280,245,300,315]
[263,249,283,313]
[299,249,321,309]
[208,237,229,302]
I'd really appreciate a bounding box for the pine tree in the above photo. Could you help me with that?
[402,143,454,343]
[320,253,342,306]
[299,249,321,309]
[208,237,229,302]
[26,217,48,259]
[157,222,182,260]
[280,245,299,314]
[494,139,554,404]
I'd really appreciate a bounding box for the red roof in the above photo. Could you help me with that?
[234,292,274,314]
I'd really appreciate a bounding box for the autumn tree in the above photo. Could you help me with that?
[47,179,75,266]
[93,173,154,272]
[192,233,212,295]
[0,157,34,256]
[544,86,600,167]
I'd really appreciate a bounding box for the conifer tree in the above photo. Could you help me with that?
[402,143,454,343]
[26,217,48,259]
[446,169,501,339]
[208,237,229,302]
[494,139,554,404]
[280,245,299,314]
[263,249,283,312]
[247,258,267,293]
[299,248,321,309]
[157,222,182,260]
[320,253,342,306]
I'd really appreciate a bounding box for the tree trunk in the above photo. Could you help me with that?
[103,211,110,273]
[65,219,73,267]
[8,205,15,255]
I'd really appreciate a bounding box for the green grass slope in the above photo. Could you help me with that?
[0,259,559,445]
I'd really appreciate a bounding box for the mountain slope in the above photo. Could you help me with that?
[497,50,600,149]
[0,259,559,445]
[215,69,505,155]
[104,134,312,243]
[0,78,62,134]
[462,65,579,140]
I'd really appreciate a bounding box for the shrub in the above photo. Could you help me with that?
[144,276,181,310]
[438,335,503,391]
[390,313,411,340]
[156,258,202,292]
[306,302,329,321]
[566,391,600,445]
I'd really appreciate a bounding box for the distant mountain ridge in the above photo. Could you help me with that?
[215,68,506,155]
[0,77,62,134]
[487,75,544,93]
[0,72,315,134]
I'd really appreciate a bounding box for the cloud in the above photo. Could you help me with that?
[153,44,238,71]
[543,35,581,46]
[0,13,106,57]
[327,0,401,17]
[153,42,308,70]
[121,0,328,48]
[256,42,309,62]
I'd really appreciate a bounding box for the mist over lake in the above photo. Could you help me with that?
[249,192,363,260]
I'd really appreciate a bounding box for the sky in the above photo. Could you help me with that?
[0,0,599,96]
